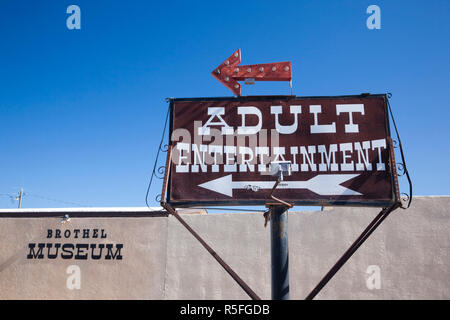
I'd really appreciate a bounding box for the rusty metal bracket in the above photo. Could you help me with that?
[161,201,261,300]
[263,179,294,227]
[160,145,260,300]
[145,104,171,208]
[160,145,172,204]
[387,137,402,205]
[386,94,412,209]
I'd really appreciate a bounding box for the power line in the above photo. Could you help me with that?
[1,189,91,208]
[25,192,91,207]
[0,190,23,208]
[0,193,16,200]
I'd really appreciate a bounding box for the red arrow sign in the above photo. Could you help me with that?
[211,49,292,96]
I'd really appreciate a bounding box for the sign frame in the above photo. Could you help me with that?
[162,94,401,208]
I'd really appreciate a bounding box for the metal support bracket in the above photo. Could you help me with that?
[305,202,400,300]
[161,201,261,300]
[160,145,260,300]
[263,179,294,227]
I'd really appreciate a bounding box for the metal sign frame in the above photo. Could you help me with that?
[162,94,400,208]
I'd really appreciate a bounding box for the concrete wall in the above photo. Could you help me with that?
[0,196,449,299]
[0,213,168,299]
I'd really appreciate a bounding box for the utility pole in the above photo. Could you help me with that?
[267,161,292,300]
[17,188,23,208]
[269,204,290,300]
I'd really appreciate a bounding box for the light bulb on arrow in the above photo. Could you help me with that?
[211,49,292,96]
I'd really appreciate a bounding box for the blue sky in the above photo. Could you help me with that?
[0,0,449,209]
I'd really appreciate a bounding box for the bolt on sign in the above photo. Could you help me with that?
[163,94,400,207]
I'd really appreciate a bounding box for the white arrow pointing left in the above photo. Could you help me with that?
[198,174,362,197]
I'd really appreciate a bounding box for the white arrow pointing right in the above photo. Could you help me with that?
[198,174,361,197]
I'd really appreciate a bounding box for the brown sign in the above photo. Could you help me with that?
[164,95,399,207]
